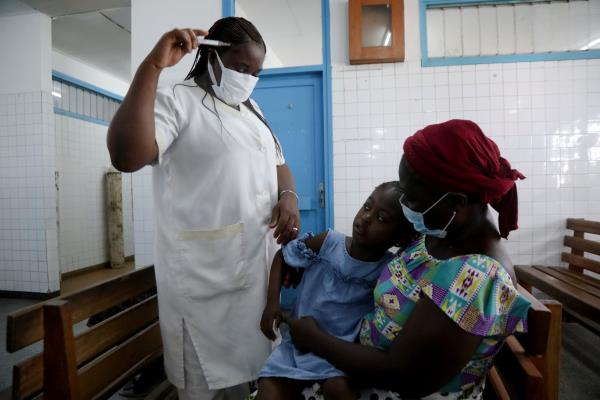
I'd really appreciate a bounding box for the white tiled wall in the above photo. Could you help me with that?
[331,59,600,266]
[55,115,134,273]
[0,91,59,293]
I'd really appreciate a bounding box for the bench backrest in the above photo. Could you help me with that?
[486,285,561,400]
[562,218,600,275]
[6,266,158,400]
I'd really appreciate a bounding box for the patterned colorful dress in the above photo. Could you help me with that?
[356,235,531,399]
[250,235,531,400]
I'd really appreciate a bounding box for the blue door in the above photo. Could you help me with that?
[253,72,326,235]
[253,71,326,310]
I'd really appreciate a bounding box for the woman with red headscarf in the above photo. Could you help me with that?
[280,120,531,400]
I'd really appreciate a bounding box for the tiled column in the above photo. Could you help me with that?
[0,11,59,294]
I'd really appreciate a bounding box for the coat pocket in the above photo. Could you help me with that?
[176,222,247,299]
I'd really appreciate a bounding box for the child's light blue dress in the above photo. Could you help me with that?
[259,230,394,381]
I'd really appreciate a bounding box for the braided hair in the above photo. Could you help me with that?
[185,17,266,80]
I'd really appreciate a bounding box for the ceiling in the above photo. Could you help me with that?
[51,7,131,80]
[0,0,132,82]
[20,0,129,17]
[0,0,35,16]
[1,0,324,81]
[237,0,323,68]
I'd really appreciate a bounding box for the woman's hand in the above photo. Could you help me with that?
[260,302,282,341]
[145,28,208,70]
[281,315,322,353]
[270,193,300,245]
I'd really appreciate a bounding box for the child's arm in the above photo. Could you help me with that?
[261,250,285,340]
[260,231,329,340]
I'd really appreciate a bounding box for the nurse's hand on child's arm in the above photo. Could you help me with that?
[271,164,300,244]
[145,28,208,70]
[270,194,300,244]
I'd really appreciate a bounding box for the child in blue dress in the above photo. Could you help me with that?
[256,182,417,400]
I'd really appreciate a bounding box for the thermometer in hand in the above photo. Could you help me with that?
[197,38,230,47]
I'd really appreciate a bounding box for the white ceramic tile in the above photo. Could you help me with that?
[330,57,600,267]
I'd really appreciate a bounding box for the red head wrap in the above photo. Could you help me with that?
[403,119,525,238]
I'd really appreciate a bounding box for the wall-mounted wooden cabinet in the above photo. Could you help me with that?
[349,0,405,65]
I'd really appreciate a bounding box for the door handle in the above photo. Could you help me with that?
[319,182,325,208]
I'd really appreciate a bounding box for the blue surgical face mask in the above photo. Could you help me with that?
[400,193,456,239]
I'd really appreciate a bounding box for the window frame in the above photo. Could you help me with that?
[420,0,600,67]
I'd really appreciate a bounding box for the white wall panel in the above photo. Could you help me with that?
[444,8,462,57]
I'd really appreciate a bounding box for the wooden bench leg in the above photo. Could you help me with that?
[533,300,561,400]
[43,300,80,400]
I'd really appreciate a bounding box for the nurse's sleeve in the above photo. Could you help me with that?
[273,135,285,166]
[154,85,181,165]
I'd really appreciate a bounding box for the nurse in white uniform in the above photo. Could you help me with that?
[107,17,300,400]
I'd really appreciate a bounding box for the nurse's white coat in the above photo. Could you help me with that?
[152,80,283,389]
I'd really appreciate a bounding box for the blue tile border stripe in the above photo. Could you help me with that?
[52,70,124,102]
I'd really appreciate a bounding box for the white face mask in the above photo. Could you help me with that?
[207,52,258,107]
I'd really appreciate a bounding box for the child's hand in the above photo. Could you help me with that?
[260,303,282,341]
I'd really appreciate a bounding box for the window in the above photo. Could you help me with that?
[420,0,600,67]
[51,72,122,125]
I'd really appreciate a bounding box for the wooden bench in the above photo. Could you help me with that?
[485,285,562,400]
[515,218,600,334]
[5,265,174,400]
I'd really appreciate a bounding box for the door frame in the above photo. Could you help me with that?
[222,0,334,229]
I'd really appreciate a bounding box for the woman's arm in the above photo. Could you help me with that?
[107,28,206,172]
[284,296,482,398]
[270,164,300,244]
